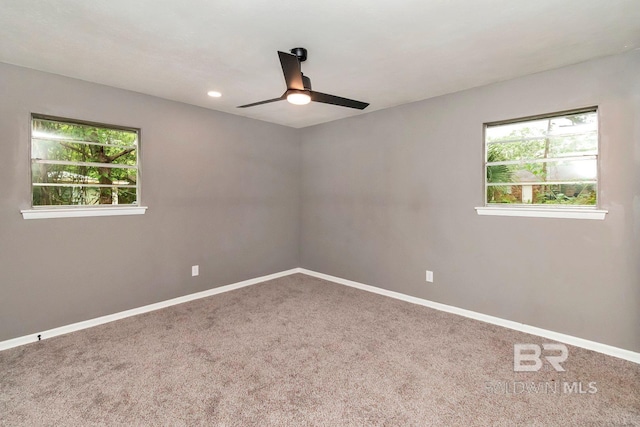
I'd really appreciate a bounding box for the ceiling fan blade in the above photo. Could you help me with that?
[310,91,369,110]
[278,51,304,90]
[237,96,284,108]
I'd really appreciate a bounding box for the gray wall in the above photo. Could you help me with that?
[0,63,301,341]
[301,50,640,352]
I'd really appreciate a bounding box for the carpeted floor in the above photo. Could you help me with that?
[1,273,639,426]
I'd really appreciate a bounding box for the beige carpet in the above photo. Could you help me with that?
[1,273,639,426]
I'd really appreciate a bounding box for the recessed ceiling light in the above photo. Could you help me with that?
[207,91,222,98]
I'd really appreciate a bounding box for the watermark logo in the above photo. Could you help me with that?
[482,343,597,395]
[484,380,598,395]
[513,343,568,372]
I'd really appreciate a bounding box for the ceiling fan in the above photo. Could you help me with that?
[238,47,369,110]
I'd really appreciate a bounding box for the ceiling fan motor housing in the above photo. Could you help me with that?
[290,47,307,62]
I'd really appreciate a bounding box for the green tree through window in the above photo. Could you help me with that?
[31,116,139,207]
[485,109,598,206]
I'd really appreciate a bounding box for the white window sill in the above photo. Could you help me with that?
[475,206,607,220]
[21,206,148,220]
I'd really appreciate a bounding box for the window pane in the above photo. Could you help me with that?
[33,185,137,206]
[32,163,136,185]
[486,119,550,143]
[487,159,597,184]
[32,139,136,165]
[547,132,597,157]
[547,111,598,136]
[487,184,596,206]
[487,133,596,162]
[487,111,597,145]
[546,159,597,181]
[32,118,137,147]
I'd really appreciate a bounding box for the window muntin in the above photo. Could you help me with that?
[484,109,598,207]
[31,116,139,208]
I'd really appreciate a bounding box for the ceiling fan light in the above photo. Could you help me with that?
[287,91,311,105]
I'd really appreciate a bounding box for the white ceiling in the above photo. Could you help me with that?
[1,0,638,128]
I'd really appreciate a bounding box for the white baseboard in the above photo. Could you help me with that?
[3,267,638,365]
[299,268,640,365]
[0,268,300,352]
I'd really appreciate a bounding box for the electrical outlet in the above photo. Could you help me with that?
[192,265,199,277]
[426,270,434,282]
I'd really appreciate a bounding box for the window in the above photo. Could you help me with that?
[23,115,146,219]
[477,109,606,220]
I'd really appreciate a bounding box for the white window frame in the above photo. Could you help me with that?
[21,115,147,220]
[475,108,607,220]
